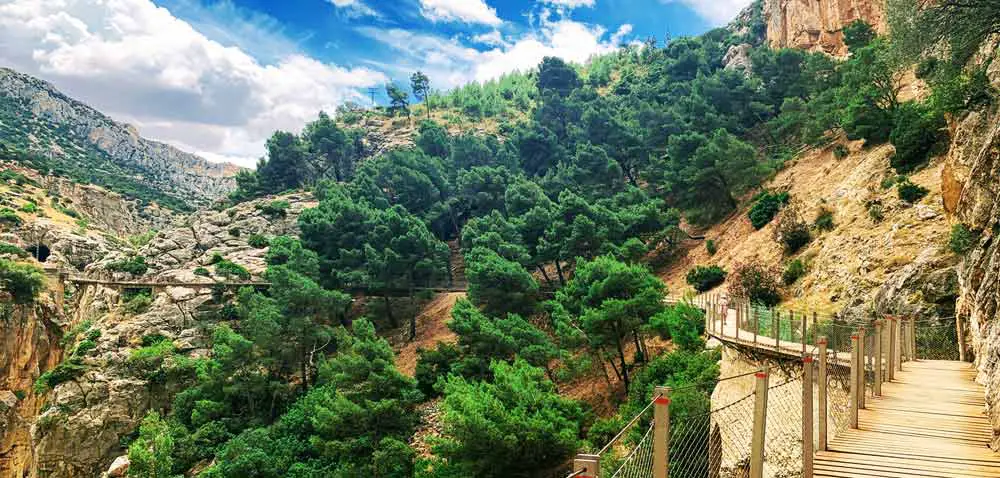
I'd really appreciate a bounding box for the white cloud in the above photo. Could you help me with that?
[540,0,596,9]
[420,0,503,26]
[662,0,752,25]
[361,13,630,90]
[472,30,508,47]
[0,0,386,168]
[328,0,378,18]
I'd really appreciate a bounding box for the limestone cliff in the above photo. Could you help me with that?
[0,68,239,208]
[763,0,886,56]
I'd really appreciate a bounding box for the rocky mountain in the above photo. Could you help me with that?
[0,68,239,210]
[762,0,885,56]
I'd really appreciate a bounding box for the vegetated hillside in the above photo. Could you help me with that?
[0,68,239,211]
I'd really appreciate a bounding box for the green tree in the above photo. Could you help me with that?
[554,255,666,390]
[842,20,876,51]
[0,259,44,305]
[302,111,363,182]
[386,83,410,117]
[433,359,584,478]
[128,412,175,478]
[416,120,451,159]
[464,247,539,318]
[411,71,432,119]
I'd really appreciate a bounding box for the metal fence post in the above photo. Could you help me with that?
[850,333,859,429]
[874,320,882,397]
[653,386,671,478]
[750,366,769,478]
[803,354,814,478]
[574,454,600,478]
[817,337,828,451]
[887,317,896,382]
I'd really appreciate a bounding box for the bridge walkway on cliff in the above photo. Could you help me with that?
[698,297,1000,478]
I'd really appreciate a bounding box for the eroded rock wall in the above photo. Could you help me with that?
[763,0,886,55]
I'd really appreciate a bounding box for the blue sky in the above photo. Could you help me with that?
[0,0,751,167]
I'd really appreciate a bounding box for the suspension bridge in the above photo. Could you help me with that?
[570,295,999,478]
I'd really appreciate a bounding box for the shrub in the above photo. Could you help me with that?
[890,103,947,173]
[34,357,86,393]
[685,265,727,292]
[414,342,462,398]
[897,180,929,203]
[19,202,37,214]
[748,191,790,230]
[193,267,210,277]
[949,224,978,254]
[247,234,269,248]
[833,144,849,159]
[0,208,22,227]
[0,242,29,258]
[127,230,157,248]
[729,260,782,306]
[228,227,241,237]
[0,259,45,304]
[866,199,885,222]
[782,259,807,285]
[773,204,811,254]
[256,200,290,218]
[647,302,706,352]
[705,239,717,256]
[107,256,148,275]
[124,291,153,315]
[209,253,224,265]
[814,207,835,231]
[915,57,938,79]
[214,260,251,280]
[56,205,80,219]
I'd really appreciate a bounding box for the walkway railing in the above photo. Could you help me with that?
[570,295,964,478]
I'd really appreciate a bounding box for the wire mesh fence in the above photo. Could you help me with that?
[670,389,756,478]
[915,318,960,360]
[609,423,655,478]
[763,374,805,477]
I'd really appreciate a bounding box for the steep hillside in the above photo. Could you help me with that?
[762,0,886,55]
[0,68,239,210]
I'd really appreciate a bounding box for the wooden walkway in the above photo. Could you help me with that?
[816,360,1000,478]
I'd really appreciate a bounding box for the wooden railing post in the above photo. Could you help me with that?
[885,316,896,382]
[850,333,859,429]
[801,311,807,354]
[653,386,671,478]
[909,317,917,362]
[753,305,758,346]
[817,337,828,451]
[735,300,741,341]
[858,327,867,410]
[773,309,780,349]
[957,315,967,362]
[750,366,769,478]
[874,320,883,397]
[895,318,903,373]
[803,354,814,478]
[574,454,600,478]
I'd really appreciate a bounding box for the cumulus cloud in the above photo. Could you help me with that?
[420,0,503,26]
[662,0,752,25]
[539,0,596,9]
[0,0,386,167]
[361,12,631,90]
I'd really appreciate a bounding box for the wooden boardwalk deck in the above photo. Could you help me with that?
[816,360,1000,478]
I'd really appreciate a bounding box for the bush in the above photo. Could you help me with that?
[228,227,241,237]
[748,191,790,230]
[729,260,782,306]
[833,144,849,160]
[866,199,885,222]
[256,200,290,218]
[915,57,938,79]
[0,242,29,258]
[814,207,835,231]
[782,259,807,285]
[0,259,45,304]
[705,239,717,256]
[414,342,462,398]
[34,357,86,393]
[647,302,706,352]
[124,291,153,315]
[685,265,727,292]
[773,205,811,254]
[897,180,929,203]
[19,202,37,213]
[247,234,269,248]
[193,267,210,277]
[0,208,22,227]
[214,260,251,280]
[107,256,149,275]
[209,252,225,265]
[127,230,157,248]
[949,224,978,254]
[890,103,946,173]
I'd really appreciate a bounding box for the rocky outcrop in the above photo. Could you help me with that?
[26,193,315,477]
[723,44,755,73]
[763,0,886,56]
[0,68,239,206]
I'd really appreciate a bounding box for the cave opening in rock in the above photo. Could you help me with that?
[29,244,50,262]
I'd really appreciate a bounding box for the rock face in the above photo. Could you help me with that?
[0,68,239,206]
[25,193,315,477]
[763,0,885,56]
[945,103,1000,448]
